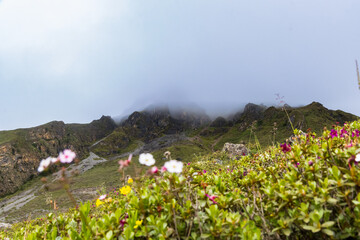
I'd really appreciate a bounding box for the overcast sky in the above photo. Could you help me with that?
[0,0,359,130]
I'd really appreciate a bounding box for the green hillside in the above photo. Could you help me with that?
[2,118,360,239]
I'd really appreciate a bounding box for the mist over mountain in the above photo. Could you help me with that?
[0,101,359,198]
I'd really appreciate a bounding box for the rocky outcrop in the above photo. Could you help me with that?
[222,143,249,159]
[232,103,266,123]
[210,117,229,128]
[121,106,210,142]
[0,116,116,197]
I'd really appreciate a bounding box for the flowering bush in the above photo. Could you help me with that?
[37,149,76,172]
[2,120,360,239]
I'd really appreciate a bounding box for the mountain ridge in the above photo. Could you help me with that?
[0,102,359,197]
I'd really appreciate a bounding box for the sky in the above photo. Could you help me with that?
[0,0,360,130]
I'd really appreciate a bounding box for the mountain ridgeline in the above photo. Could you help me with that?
[0,102,358,197]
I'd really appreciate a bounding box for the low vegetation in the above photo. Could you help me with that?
[1,118,360,239]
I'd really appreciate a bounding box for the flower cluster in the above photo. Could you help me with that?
[37,149,76,172]
[135,152,184,173]
[280,143,291,153]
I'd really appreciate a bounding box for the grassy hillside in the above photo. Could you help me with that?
[2,119,360,239]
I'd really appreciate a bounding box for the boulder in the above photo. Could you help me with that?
[222,143,249,158]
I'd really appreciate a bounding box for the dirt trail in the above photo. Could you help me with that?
[0,152,106,225]
[52,152,107,180]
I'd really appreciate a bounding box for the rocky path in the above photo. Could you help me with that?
[0,187,38,228]
[0,152,106,225]
[52,152,107,180]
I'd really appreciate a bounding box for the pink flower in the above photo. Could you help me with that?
[150,166,158,174]
[205,193,218,204]
[59,149,76,164]
[118,154,132,170]
[161,166,167,173]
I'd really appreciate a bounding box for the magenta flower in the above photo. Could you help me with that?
[330,129,338,138]
[150,166,158,174]
[352,129,360,137]
[161,166,167,173]
[340,128,348,138]
[280,143,291,153]
[205,193,218,204]
[120,214,129,228]
[308,160,313,166]
[59,149,76,164]
[203,170,207,174]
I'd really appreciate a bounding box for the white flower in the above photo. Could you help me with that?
[37,157,52,172]
[139,153,155,166]
[99,194,107,200]
[164,160,183,173]
[50,157,59,163]
[355,153,360,162]
[59,149,76,163]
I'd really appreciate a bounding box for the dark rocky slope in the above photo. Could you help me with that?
[0,116,116,197]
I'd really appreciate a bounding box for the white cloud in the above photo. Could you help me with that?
[0,0,130,81]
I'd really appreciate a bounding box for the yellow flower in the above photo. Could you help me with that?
[134,220,143,229]
[120,185,131,195]
[105,197,113,203]
[96,199,104,207]
[127,178,133,184]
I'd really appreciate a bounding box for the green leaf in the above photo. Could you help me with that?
[201,234,211,238]
[302,225,316,231]
[327,198,337,204]
[282,228,292,236]
[322,228,335,236]
[321,221,335,228]
[330,166,340,180]
[106,230,113,240]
